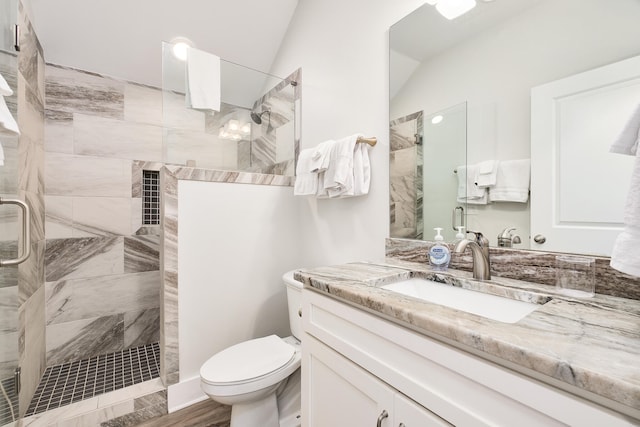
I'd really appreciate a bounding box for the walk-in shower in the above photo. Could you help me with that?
[0,17,300,424]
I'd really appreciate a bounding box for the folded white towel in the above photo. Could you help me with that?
[610,104,640,156]
[186,48,220,111]
[323,134,360,198]
[456,164,488,205]
[353,142,371,196]
[0,95,19,136]
[294,148,319,196]
[315,171,329,198]
[0,73,13,96]
[610,143,640,277]
[474,160,498,188]
[309,140,335,172]
[488,159,530,203]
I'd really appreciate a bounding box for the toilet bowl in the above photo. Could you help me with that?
[200,271,303,427]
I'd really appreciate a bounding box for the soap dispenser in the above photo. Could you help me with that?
[429,228,451,271]
[455,226,466,240]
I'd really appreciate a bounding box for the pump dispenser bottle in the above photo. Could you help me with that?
[429,228,451,271]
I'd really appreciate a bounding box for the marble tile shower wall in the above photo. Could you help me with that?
[390,112,423,240]
[42,64,300,367]
[43,64,163,366]
[248,69,300,176]
[164,97,248,171]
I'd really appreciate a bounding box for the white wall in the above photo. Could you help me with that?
[177,180,302,382]
[269,0,424,267]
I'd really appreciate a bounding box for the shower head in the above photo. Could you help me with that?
[250,109,270,125]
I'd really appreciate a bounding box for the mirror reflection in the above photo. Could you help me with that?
[389,0,640,255]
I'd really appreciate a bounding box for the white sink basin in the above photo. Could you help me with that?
[381,277,541,323]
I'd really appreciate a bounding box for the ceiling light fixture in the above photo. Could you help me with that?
[170,37,194,61]
[428,0,477,20]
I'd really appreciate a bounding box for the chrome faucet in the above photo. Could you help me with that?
[454,231,491,280]
[497,227,522,248]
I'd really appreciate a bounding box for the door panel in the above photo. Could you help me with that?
[531,55,640,255]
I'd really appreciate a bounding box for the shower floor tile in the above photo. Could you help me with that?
[0,376,19,426]
[25,342,160,417]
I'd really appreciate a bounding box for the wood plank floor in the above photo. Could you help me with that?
[137,399,231,427]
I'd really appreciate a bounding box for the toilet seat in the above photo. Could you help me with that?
[200,335,301,398]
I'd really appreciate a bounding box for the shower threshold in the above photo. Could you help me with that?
[25,342,160,417]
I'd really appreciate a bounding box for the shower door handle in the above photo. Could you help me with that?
[0,198,31,267]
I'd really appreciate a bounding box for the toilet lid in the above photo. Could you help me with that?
[201,335,295,383]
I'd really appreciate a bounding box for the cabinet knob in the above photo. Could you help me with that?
[376,409,389,427]
[298,308,302,317]
[533,234,546,244]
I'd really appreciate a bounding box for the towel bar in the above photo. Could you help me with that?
[357,136,377,146]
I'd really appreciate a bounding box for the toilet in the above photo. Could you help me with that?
[200,271,303,427]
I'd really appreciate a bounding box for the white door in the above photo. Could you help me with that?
[531,55,640,255]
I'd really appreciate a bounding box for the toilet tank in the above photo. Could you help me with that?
[283,270,304,340]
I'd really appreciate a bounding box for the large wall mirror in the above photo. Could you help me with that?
[389,0,640,256]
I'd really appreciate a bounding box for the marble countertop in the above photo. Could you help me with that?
[294,259,640,418]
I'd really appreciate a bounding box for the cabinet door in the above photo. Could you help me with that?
[395,394,453,427]
[304,335,394,427]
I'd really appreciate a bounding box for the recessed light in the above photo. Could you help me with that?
[170,37,194,61]
[435,0,477,20]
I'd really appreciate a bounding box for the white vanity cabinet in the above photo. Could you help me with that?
[305,333,451,426]
[301,288,640,427]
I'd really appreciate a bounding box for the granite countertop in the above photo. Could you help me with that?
[294,259,640,418]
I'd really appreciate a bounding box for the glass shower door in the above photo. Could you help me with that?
[0,0,21,424]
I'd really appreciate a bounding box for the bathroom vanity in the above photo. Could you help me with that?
[295,261,640,426]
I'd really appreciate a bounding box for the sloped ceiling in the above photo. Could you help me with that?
[28,0,299,87]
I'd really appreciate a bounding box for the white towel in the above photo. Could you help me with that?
[474,160,498,188]
[0,95,19,136]
[0,73,13,96]
[353,142,371,196]
[488,159,530,203]
[185,48,220,111]
[323,134,360,198]
[309,140,335,172]
[456,164,488,205]
[293,148,319,196]
[610,104,640,156]
[610,129,640,276]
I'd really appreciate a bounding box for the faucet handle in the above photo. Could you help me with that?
[497,227,521,247]
[498,227,516,238]
[466,230,488,247]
